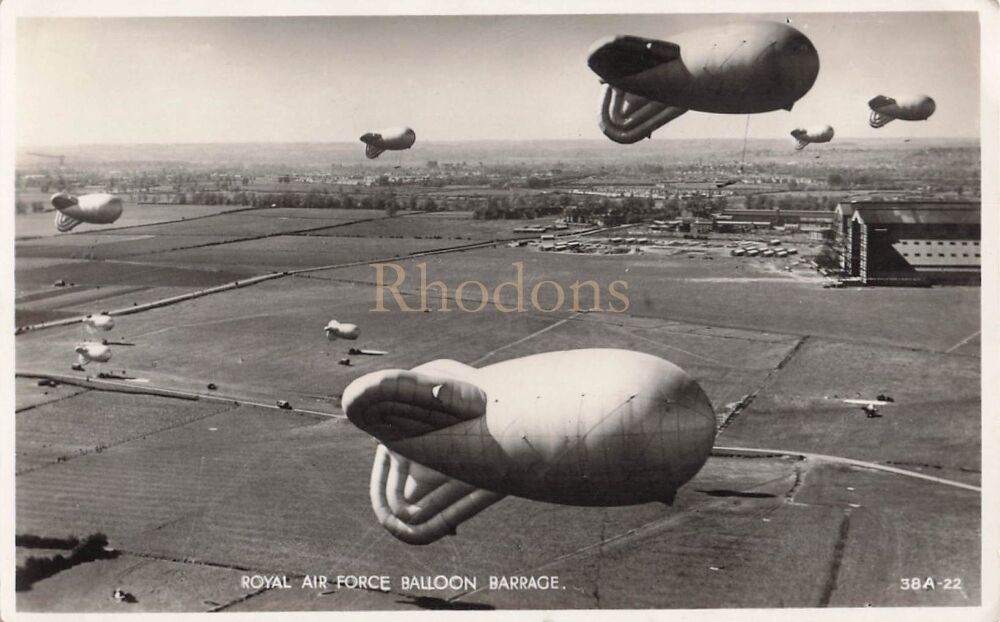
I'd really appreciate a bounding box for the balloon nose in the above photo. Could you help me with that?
[587,35,678,82]
[51,193,78,211]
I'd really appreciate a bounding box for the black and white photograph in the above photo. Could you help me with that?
[2,0,997,618]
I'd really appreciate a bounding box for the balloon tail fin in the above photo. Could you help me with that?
[598,85,686,144]
[55,212,81,232]
[869,110,894,129]
[369,444,504,545]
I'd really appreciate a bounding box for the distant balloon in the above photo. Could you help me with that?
[325,320,360,340]
[51,192,124,232]
[360,127,416,159]
[790,125,834,150]
[344,349,717,544]
[588,21,820,143]
[84,313,115,332]
[74,341,111,367]
[868,95,935,129]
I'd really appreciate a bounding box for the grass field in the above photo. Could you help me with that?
[321,246,979,353]
[811,466,981,607]
[144,235,459,272]
[16,234,245,261]
[15,277,563,408]
[16,554,252,612]
[12,208,448,327]
[14,259,257,327]
[15,391,235,474]
[314,213,584,241]
[720,338,981,481]
[12,206,982,611]
[14,376,89,412]
[14,396,978,610]
[103,209,384,238]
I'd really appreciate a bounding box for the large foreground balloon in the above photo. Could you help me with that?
[360,127,416,159]
[790,124,834,150]
[868,94,935,129]
[587,21,820,143]
[51,192,124,232]
[344,349,717,545]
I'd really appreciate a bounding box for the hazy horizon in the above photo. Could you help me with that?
[15,136,980,171]
[17,136,980,151]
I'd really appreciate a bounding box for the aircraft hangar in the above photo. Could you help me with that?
[835,199,981,285]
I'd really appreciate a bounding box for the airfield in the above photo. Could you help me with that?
[13,204,981,611]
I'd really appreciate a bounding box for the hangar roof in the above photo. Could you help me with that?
[853,203,980,226]
[835,204,856,218]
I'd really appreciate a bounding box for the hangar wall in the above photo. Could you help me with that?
[837,200,981,285]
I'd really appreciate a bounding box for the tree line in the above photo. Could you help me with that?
[146,189,445,214]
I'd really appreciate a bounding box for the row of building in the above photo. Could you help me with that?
[647,199,981,286]
[653,199,980,286]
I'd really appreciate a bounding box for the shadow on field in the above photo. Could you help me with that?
[696,489,777,499]
[15,532,120,591]
[396,595,495,610]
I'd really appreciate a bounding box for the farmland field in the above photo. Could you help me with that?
[100,208,389,238]
[15,202,248,239]
[143,235,465,272]
[14,394,978,610]
[311,212,587,240]
[12,201,982,612]
[323,246,979,352]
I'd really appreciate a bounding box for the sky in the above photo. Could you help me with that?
[14,11,982,146]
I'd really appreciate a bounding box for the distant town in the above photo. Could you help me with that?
[15,139,979,233]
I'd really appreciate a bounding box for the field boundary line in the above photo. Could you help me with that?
[15,387,92,414]
[16,372,202,401]
[15,206,267,241]
[945,329,980,353]
[14,234,506,334]
[14,273,287,334]
[113,210,429,259]
[621,308,979,358]
[471,314,577,365]
[717,335,809,431]
[14,371,343,419]
[14,399,241,476]
[713,446,981,492]
[14,223,599,335]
